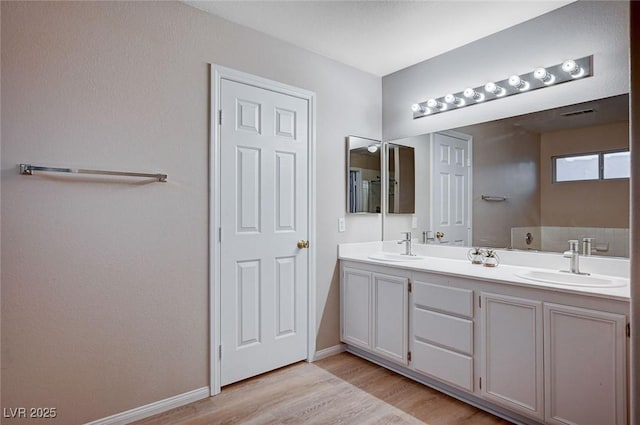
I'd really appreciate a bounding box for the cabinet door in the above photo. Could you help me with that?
[480,293,544,421]
[341,267,371,349]
[372,273,408,364]
[544,303,627,425]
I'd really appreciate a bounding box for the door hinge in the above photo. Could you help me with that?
[408,351,412,362]
[218,109,223,125]
[218,227,222,242]
[479,296,482,308]
[479,377,482,389]
[627,323,631,338]
[219,345,222,360]
[408,281,412,293]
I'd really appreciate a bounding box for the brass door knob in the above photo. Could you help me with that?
[297,240,310,249]
[436,231,445,239]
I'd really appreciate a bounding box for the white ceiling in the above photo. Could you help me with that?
[184,1,574,76]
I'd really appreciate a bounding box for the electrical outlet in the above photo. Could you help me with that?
[338,217,346,233]
[412,215,418,228]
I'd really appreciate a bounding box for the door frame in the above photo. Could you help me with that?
[209,65,317,395]
[429,130,473,245]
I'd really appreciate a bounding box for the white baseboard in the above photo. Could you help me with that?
[84,386,209,425]
[314,343,345,361]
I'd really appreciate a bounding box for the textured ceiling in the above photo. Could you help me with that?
[184,1,574,76]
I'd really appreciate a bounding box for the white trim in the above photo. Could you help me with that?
[209,65,317,393]
[314,344,346,361]
[84,387,209,425]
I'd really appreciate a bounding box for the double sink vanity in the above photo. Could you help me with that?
[344,91,631,424]
[339,241,629,425]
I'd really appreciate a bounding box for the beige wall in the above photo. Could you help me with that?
[455,121,541,248]
[0,1,381,424]
[540,121,630,228]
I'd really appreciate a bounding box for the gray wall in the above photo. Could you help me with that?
[382,1,629,141]
[0,1,381,424]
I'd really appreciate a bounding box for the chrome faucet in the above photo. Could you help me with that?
[582,237,594,256]
[563,240,589,275]
[398,232,413,256]
[423,230,435,244]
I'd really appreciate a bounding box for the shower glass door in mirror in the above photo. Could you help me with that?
[347,136,382,214]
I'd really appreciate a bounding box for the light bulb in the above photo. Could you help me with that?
[463,88,484,102]
[562,59,584,78]
[444,94,465,106]
[484,82,505,97]
[411,103,428,114]
[508,75,530,91]
[367,145,378,153]
[426,98,446,111]
[533,67,555,84]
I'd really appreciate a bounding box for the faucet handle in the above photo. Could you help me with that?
[400,231,412,240]
[567,240,579,251]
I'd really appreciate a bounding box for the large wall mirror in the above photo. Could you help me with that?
[347,136,382,214]
[383,94,630,258]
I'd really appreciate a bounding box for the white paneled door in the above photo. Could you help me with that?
[220,79,309,386]
[431,132,471,246]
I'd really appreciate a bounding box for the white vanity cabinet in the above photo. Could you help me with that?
[341,265,409,365]
[341,267,372,350]
[339,257,629,425]
[411,278,475,392]
[480,293,544,421]
[543,304,627,425]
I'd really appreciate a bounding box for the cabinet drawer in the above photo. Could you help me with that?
[414,308,473,355]
[413,340,473,392]
[413,281,474,318]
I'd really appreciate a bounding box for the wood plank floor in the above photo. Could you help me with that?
[133,352,511,425]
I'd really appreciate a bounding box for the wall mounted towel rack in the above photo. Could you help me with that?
[481,195,507,202]
[19,164,167,182]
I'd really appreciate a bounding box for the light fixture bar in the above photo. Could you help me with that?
[412,56,593,119]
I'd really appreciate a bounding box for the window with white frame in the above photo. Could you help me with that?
[553,149,630,183]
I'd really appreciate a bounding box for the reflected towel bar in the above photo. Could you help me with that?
[481,195,507,202]
[19,164,167,182]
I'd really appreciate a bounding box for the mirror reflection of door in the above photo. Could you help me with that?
[347,136,382,214]
[430,131,472,246]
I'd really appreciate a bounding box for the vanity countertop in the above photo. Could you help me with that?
[339,242,630,301]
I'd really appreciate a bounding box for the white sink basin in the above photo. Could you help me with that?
[517,270,625,288]
[368,252,425,262]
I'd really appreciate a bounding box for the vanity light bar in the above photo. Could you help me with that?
[411,56,593,119]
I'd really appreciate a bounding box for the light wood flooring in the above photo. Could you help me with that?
[133,352,511,425]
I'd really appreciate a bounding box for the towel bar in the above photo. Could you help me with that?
[19,164,167,182]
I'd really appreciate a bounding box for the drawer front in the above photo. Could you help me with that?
[414,308,473,355]
[413,340,474,392]
[413,281,474,318]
